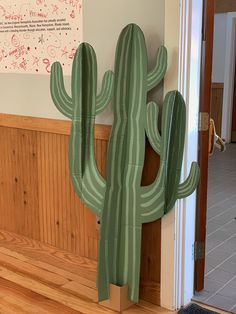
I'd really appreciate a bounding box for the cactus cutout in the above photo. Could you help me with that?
[50,24,200,303]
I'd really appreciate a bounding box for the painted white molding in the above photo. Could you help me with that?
[178,0,203,305]
[161,0,202,310]
[222,13,236,142]
[175,1,191,308]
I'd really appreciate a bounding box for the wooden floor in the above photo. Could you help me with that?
[0,230,174,314]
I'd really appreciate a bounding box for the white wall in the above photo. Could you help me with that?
[0,73,69,119]
[0,0,165,124]
[212,14,227,83]
[83,0,165,124]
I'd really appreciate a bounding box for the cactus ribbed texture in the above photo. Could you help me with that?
[50,24,200,303]
[51,44,114,216]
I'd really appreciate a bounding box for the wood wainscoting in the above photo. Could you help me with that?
[215,0,236,13]
[0,113,161,305]
[210,83,224,136]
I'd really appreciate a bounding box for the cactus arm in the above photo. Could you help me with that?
[147,46,167,91]
[177,162,200,199]
[146,101,161,154]
[140,91,184,222]
[96,70,114,115]
[141,92,200,222]
[140,164,165,224]
[70,120,105,217]
[50,62,73,119]
[165,162,200,213]
[140,201,164,224]
[69,44,106,217]
[140,92,178,222]
[141,161,200,222]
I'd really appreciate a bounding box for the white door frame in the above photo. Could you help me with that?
[222,13,236,142]
[161,0,203,310]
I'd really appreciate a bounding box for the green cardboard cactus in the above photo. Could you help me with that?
[50,24,200,303]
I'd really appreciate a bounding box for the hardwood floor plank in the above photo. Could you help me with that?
[0,251,69,287]
[0,230,174,313]
[61,281,98,302]
[2,295,50,314]
[0,277,81,314]
[0,303,24,314]
[0,266,115,313]
[0,230,97,281]
[127,300,175,313]
[0,247,96,289]
[0,296,31,314]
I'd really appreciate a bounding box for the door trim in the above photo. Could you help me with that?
[194,0,215,292]
[161,0,203,309]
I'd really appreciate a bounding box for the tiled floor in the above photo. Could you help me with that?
[193,143,236,312]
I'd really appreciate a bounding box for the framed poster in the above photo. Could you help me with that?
[0,0,82,75]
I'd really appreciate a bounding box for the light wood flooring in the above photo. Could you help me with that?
[0,229,174,314]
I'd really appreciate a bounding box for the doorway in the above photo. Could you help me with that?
[194,1,236,312]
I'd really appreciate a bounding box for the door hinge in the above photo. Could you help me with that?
[199,112,209,131]
[194,241,205,260]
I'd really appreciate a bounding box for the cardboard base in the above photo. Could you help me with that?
[99,284,134,312]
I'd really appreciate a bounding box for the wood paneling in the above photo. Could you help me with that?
[0,114,162,305]
[232,131,236,142]
[215,0,236,13]
[0,127,40,239]
[232,59,236,142]
[212,83,224,88]
[0,113,111,140]
[141,142,161,286]
[0,126,101,260]
[210,83,224,136]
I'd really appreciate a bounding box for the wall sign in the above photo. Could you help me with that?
[0,0,82,75]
